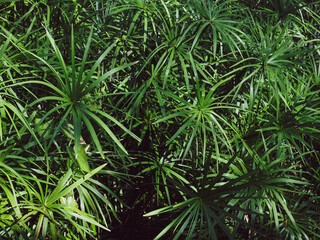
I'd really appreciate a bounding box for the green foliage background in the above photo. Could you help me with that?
[1,0,320,239]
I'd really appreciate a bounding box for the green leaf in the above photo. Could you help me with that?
[47,164,106,204]
[75,145,90,173]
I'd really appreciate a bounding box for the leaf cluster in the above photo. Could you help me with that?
[1,0,320,239]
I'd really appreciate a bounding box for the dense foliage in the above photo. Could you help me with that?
[1,0,320,239]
